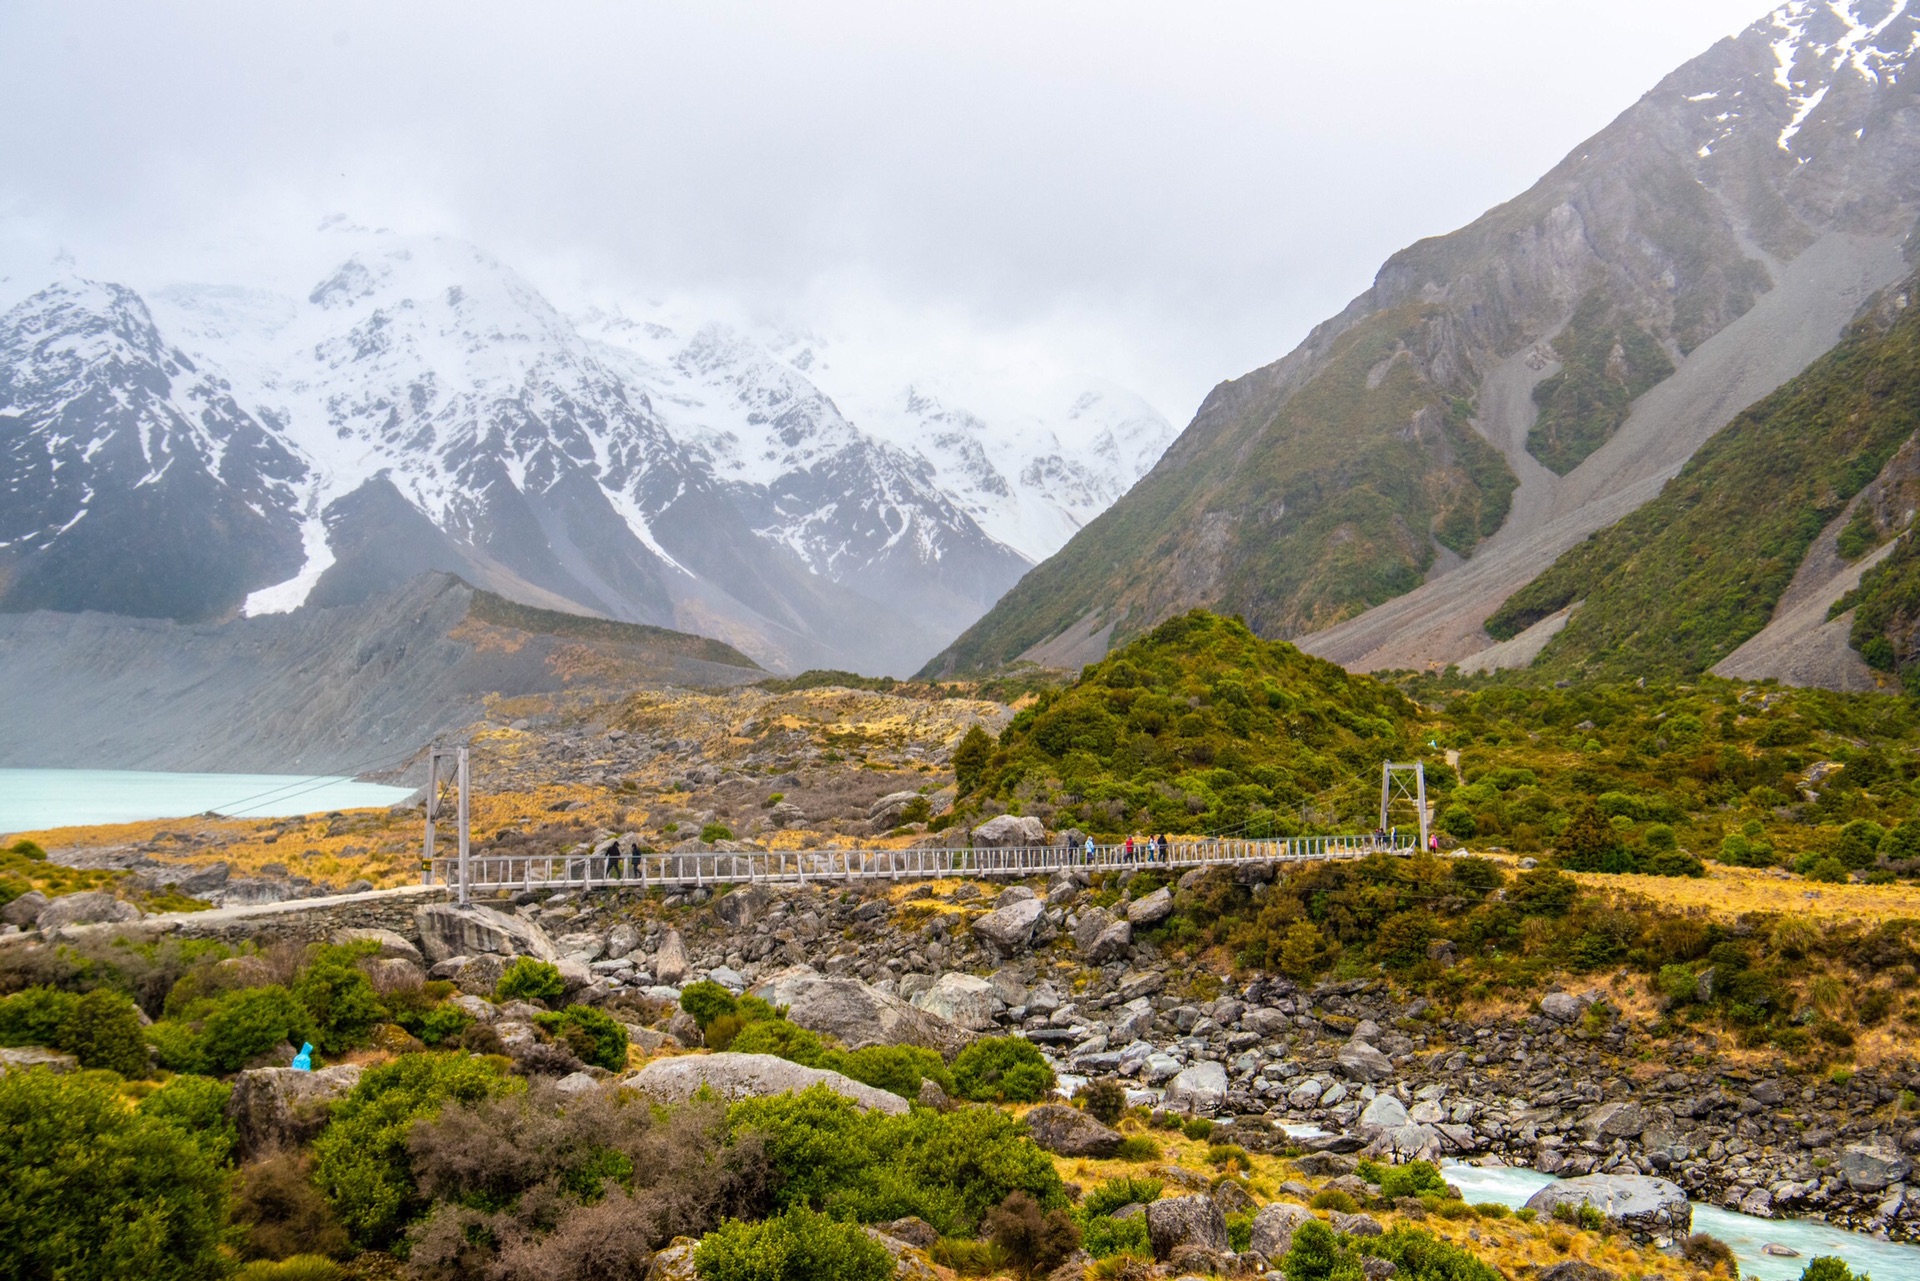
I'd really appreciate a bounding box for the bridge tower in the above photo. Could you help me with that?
[1379,761,1429,850]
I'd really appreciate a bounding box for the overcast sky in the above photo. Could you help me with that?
[0,1,1773,426]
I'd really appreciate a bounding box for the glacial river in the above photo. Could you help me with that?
[1445,1162,1920,1281]
[0,768,413,834]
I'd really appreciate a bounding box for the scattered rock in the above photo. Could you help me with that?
[1145,1193,1228,1259]
[750,967,971,1054]
[647,1237,698,1281]
[1836,1142,1912,1192]
[332,927,423,963]
[1338,1040,1394,1083]
[911,972,998,1030]
[1024,1105,1124,1158]
[624,1052,909,1114]
[37,891,141,930]
[1358,1093,1410,1130]
[1211,1179,1256,1216]
[0,1046,77,1074]
[1538,1263,1617,1281]
[971,897,1046,952]
[1250,1202,1312,1260]
[1523,1174,1692,1245]
[971,815,1046,848]
[1581,1100,1646,1139]
[227,1064,364,1160]
[654,928,690,984]
[1333,1213,1384,1237]
[883,1217,940,1249]
[1127,887,1175,927]
[1163,1061,1229,1116]
[1539,992,1585,1023]
[415,903,558,964]
[1,890,48,928]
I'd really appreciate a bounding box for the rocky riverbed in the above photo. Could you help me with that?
[374,860,1920,1244]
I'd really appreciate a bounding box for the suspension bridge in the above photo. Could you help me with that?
[424,758,1433,904]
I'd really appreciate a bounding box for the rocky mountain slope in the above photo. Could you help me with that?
[928,0,1920,679]
[0,572,762,774]
[0,232,1170,676]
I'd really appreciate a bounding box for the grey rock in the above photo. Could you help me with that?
[972,897,1045,952]
[972,814,1046,848]
[1127,886,1175,926]
[1523,1174,1692,1245]
[1333,1213,1384,1237]
[1582,1100,1645,1139]
[1212,1179,1257,1216]
[605,922,639,960]
[1143,1052,1184,1083]
[1338,1040,1395,1082]
[751,966,972,1054]
[553,1071,600,1094]
[1164,1060,1230,1116]
[654,928,690,984]
[1360,1093,1410,1129]
[1145,1193,1228,1258]
[1,890,49,927]
[332,927,423,964]
[1837,1143,1912,1192]
[624,1052,908,1115]
[1116,970,1165,1001]
[1364,1124,1443,1163]
[868,791,924,826]
[0,1046,77,1074]
[415,903,558,964]
[1024,1104,1125,1157]
[227,1064,364,1160]
[647,1238,698,1281]
[917,1077,952,1110]
[911,972,998,1030]
[37,891,141,930]
[1250,1202,1312,1260]
[1539,992,1584,1023]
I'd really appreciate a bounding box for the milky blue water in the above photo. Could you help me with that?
[0,768,412,834]
[1445,1161,1920,1281]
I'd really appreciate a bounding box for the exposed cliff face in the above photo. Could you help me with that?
[927,0,1920,677]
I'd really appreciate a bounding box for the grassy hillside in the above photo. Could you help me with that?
[924,307,1518,675]
[1487,277,1920,677]
[1528,288,1675,474]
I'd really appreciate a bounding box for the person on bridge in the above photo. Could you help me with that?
[1124,834,1135,859]
[1155,833,1169,862]
[1084,834,1096,863]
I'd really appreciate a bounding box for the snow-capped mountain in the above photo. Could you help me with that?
[0,231,1172,674]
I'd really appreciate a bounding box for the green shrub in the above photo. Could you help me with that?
[984,1189,1081,1278]
[828,1043,952,1100]
[950,1036,1055,1103]
[146,1020,211,1074]
[59,988,152,1076]
[694,1205,894,1281]
[1371,1225,1504,1281]
[0,1068,229,1280]
[1080,1211,1151,1259]
[200,986,315,1074]
[1310,1189,1358,1213]
[728,1084,1066,1236]
[1111,1135,1161,1162]
[1473,1202,1511,1219]
[418,1004,475,1047]
[1227,1210,1253,1252]
[1806,858,1851,884]
[727,1017,828,1064]
[534,1006,630,1071]
[1083,1176,1162,1218]
[292,945,386,1054]
[494,957,565,1004]
[1682,1233,1737,1272]
[0,984,78,1047]
[1206,1143,1250,1171]
[679,980,739,1029]
[311,1051,523,1248]
[137,1074,236,1163]
[1798,1258,1866,1281]
[1359,1158,1448,1199]
[1181,1115,1215,1141]
[699,823,735,845]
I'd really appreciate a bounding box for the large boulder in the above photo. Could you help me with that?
[869,792,925,827]
[971,815,1046,848]
[911,973,998,1030]
[654,928,690,984]
[1126,887,1174,926]
[1358,1093,1410,1130]
[1250,1203,1312,1261]
[227,1064,364,1159]
[1539,992,1585,1023]
[1523,1174,1692,1246]
[1,890,48,928]
[624,1052,909,1115]
[1163,1061,1229,1116]
[1145,1193,1228,1259]
[751,966,971,1055]
[1338,1040,1395,1082]
[1837,1143,1913,1192]
[972,898,1045,952]
[415,903,558,964]
[332,928,423,964]
[1072,910,1132,963]
[1023,1105,1124,1158]
[1363,1124,1443,1164]
[37,891,141,931]
[648,1237,698,1281]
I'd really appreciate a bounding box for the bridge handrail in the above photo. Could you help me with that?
[430,833,1418,895]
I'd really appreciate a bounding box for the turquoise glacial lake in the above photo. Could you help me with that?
[0,768,412,834]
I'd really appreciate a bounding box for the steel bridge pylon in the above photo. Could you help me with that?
[1380,760,1429,851]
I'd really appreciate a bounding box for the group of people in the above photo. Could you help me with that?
[1078,832,1172,862]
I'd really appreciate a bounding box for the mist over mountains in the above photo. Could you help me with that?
[0,229,1171,675]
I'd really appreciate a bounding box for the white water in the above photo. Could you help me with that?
[0,768,412,833]
[1445,1162,1920,1281]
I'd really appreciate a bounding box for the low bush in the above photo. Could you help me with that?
[984,1190,1081,1279]
[1083,1177,1161,1218]
[1683,1233,1737,1273]
[291,944,386,1054]
[1181,1115,1215,1141]
[679,979,740,1029]
[1227,1211,1253,1252]
[494,957,565,1005]
[1310,1189,1358,1213]
[1799,1259,1866,1281]
[1076,1077,1127,1125]
[0,984,78,1047]
[311,1051,524,1249]
[234,1258,344,1281]
[703,1012,747,1051]
[0,1067,229,1280]
[826,1044,952,1100]
[729,1084,1066,1236]
[198,985,315,1074]
[534,1006,630,1071]
[1358,1158,1449,1200]
[695,1205,893,1281]
[950,1035,1055,1103]
[0,984,149,1075]
[727,1017,826,1064]
[136,1074,236,1164]
[1111,1135,1161,1162]
[1080,1211,1152,1260]
[1206,1143,1250,1171]
[232,1152,353,1262]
